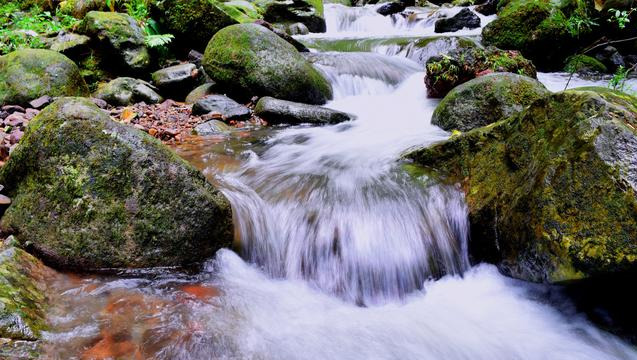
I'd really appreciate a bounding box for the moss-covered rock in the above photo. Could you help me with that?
[0,49,89,106]
[1,241,53,341]
[481,0,593,70]
[78,11,151,74]
[564,54,609,73]
[425,46,536,98]
[93,77,163,106]
[432,72,550,131]
[203,23,332,105]
[0,98,233,270]
[152,0,262,51]
[151,63,202,100]
[58,0,108,18]
[408,87,637,283]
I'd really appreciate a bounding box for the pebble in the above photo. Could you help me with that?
[29,95,52,109]
[2,105,25,114]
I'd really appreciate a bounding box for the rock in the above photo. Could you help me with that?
[481,0,583,70]
[1,105,25,114]
[0,49,89,107]
[151,0,261,51]
[78,11,151,74]
[47,32,91,59]
[94,77,163,106]
[58,0,108,18]
[377,2,406,16]
[475,0,497,15]
[194,120,233,135]
[0,194,9,205]
[188,50,204,66]
[435,8,480,33]
[425,46,536,98]
[263,0,327,33]
[396,36,479,66]
[192,95,251,121]
[564,54,608,74]
[185,83,217,104]
[594,46,626,72]
[254,96,353,125]
[151,63,201,100]
[408,87,637,283]
[203,23,332,105]
[4,113,26,127]
[0,243,53,341]
[254,20,310,53]
[288,22,310,35]
[432,72,550,132]
[0,98,233,269]
[28,96,52,110]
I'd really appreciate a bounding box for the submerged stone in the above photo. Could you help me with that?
[0,98,233,270]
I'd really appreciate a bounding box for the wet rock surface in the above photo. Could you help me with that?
[434,8,480,33]
[254,96,353,125]
[192,95,252,121]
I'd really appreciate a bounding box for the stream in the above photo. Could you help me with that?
[40,3,637,359]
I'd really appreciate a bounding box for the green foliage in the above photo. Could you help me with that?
[125,0,149,21]
[0,2,80,55]
[565,12,598,37]
[144,33,174,48]
[607,7,634,29]
[608,65,631,91]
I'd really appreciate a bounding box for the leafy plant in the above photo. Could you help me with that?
[566,13,598,37]
[607,7,634,29]
[608,65,631,91]
[125,0,149,22]
[145,33,174,48]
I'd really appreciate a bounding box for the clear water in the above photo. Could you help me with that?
[40,3,637,359]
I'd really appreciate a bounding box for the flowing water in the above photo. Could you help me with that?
[39,3,637,359]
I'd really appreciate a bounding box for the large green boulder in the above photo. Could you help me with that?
[58,0,108,18]
[0,49,89,107]
[1,241,52,342]
[408,87,637,283]
[78,11,151,74]
[203,23,332,105]
[432,72,550,132]
[152,0,262,51]
[0,98,233,270]
[425,46,536,98]
[481,0,591,70]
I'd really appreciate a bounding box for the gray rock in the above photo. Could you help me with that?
[194,120,233,135]
[434,8,480,33]
[377,2,406,16]
[192,95,251,121]
[151,63,201,99]
[94,77,163,106]
[185,83,217,104]
[254,96,353,125]
[47,32,91,58]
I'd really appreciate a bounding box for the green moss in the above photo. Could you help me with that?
[409,87,637,282]
[564,54,608,73]
[0,98,233,269]
[0,245,51,341]
[0,49,88,106]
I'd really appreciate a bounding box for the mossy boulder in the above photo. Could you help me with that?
[408,87,637,283]
[432,72,550,132]
[58,0,108,18]
[152,0,262,51]
[425,46,536,98]
[93,77,163,106]
[564,54,609,74]
[78,11,151,74]
[203,23,332,105]
[0,98,233,270]
[0,49,89,107]
[1,241,53,341]
[481,0,592,70]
